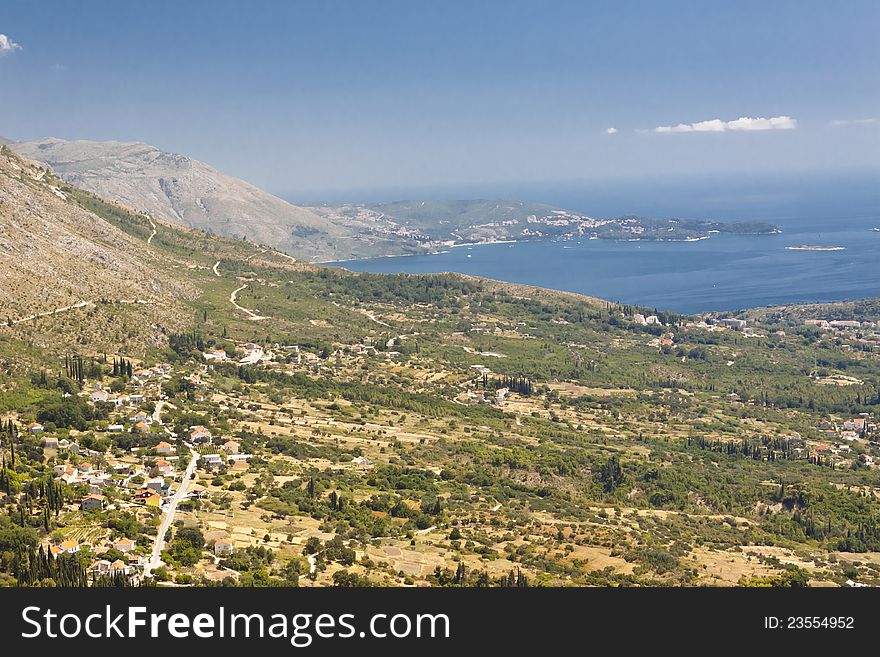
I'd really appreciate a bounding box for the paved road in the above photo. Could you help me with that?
[298,554,317,581]
[142,444,198,580]
[152,399,166,425]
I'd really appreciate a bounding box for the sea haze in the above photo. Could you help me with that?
[324,172,880,314]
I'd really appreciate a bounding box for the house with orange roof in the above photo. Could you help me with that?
[190,425,213,443]
[155,441,175,455]
[214,538,234,556]
[115,538,136,553]
[59,539,80,554]
[133,490,162,507]
[108,559,130,575]
[80,494,105,511]
[154,458,173,475]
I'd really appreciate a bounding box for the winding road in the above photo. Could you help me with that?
[146,216,157,245]
[11,300,94,325]
[230,284,269,321]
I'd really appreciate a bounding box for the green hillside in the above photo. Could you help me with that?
[1,160,879,588]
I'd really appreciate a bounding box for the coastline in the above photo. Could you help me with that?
[316,232,742,264]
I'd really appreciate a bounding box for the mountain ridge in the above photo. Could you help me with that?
[9,137,367,262]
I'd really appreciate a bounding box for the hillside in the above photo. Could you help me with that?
[0,145,198,357]
[2,145,880,589]
[9,138,426,263]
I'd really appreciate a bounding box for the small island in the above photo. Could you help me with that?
[785,245,847,251]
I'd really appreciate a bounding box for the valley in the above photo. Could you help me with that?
[1,145,880,588]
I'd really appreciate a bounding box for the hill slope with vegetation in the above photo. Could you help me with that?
[0,152,879,588]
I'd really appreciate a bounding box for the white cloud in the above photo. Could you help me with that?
[0,34,22,55]
[653,115,797,134]
[692,119,727,132]
[605,127,618,134]
[829,118,877,126]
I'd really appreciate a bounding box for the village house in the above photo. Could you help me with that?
[91,389,110,403]
[188,484,208,499]
[843,418,867,433]
[109,461,131,474]
[199,453,223,471]
[154,440,175,455]
[204,348,229,361]
[108,393,130,407]
[221,440,240,455]
[154,458,173,475]
[26,422,45,434]
[145,477,167,493]
[108,559,131,576]
[214,538,234,557]
[80,494,105,511]
[133,490,162,507]
[58,467,79,485]
[90,559,111,575]
[190,425,213,443]
[114,538,136,553]
[132,369,152,382]
[58,539,80,554]
[133,421,150,434]
[41,435,59,449]
[88,472,112,488]
[108,424,125,433]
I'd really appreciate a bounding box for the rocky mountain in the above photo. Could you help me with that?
[0,144,198,355]
[8,138,382,262]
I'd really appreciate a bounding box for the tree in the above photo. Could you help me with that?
[596,456,625,493]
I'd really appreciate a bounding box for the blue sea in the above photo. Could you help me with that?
[320,172,880,314]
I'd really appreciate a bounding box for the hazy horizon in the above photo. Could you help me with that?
[1,0,878,198]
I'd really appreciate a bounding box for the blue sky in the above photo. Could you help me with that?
[0,0,878,197]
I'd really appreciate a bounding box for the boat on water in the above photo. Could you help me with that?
[785,245,846,251]
[873,227,880,232]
